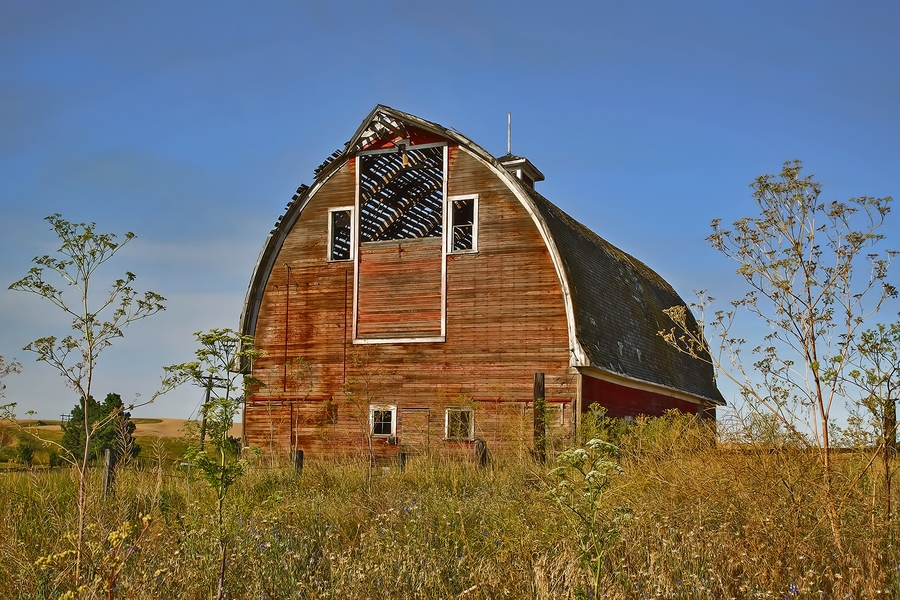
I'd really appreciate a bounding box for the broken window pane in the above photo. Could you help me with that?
[446,408,473,440]
[330,209,352,261]
[451,198,475,252]
[358,146,444,243]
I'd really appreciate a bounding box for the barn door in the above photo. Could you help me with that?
[399,408,431,456]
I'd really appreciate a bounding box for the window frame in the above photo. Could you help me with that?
[369,404,397,438]
[327,206,355,262]
[446,194,479,254]
[445,407,475,441]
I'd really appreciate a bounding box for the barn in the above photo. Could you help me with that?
[240,105,724,460]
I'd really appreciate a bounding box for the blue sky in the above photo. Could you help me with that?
[1,1,899,421]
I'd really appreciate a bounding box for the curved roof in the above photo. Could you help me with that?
[525,188,724,404]
[241,105,724,406]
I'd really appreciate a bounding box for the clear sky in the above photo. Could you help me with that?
[2,1,899,422]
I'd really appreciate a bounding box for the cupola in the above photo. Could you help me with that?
[497,153,545,188]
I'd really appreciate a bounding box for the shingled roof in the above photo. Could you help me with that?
[524,188,725,405]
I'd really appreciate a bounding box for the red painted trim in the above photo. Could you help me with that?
[471,397,572,403]
[247,397,330,404]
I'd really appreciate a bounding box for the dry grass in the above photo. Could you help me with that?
[0,414,898,599]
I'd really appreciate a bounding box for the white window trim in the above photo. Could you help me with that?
[446,194,479,254]
[327,206,355,262]
[369,404,397,437]
[445,407,475,441]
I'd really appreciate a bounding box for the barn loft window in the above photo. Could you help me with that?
[445,408,474,441]
[358,144,445,243]
[328,207,353,261]
[370,405,397,437]
[449,194,478,253]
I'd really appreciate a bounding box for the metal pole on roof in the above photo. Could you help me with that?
[507,112,511,155]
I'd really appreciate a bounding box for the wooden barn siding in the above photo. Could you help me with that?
[356,237,443,338]
[247,146,577,458]
[581,373,700,418]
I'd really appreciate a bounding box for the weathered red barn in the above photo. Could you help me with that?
[240,105,723,460]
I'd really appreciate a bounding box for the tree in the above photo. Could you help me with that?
[168,328,259,600]
[60,393,140,463]
[8,214,175,582]
[661,160,895,550]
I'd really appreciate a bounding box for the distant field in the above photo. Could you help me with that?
[6,418,239,438]
[1,419,242,464]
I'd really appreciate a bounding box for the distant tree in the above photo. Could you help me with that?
[60,393,140,463]
[16,437,34,466]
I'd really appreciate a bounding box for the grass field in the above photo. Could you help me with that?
[0,413,897,599]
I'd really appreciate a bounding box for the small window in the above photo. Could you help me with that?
[370,405,397,437]
[449,195,478,253]
[445,408,474,441]
[329,208,353,261]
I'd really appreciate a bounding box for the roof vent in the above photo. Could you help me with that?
[498,153,545,188]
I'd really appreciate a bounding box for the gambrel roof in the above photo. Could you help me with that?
[242,105,724,407]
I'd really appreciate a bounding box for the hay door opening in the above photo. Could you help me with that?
[354,144,446,342]
[399,408,431,458]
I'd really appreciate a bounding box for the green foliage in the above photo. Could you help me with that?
[549,438,625,598]
[579,404,631,446]
[847,320,900,442]
[60,393,140,463]
[15,437,34,466]
[168,329,260,497]
[167,328,260,599]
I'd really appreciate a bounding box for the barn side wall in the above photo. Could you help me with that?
[245,144,577,461]
[580,373,700,418]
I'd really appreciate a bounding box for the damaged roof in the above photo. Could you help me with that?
[524,187,725,405]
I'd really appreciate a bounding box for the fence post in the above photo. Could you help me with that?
[475,439,488,468]
[291,449,304,474]
[102,448,115,498]
[533,372,546,463]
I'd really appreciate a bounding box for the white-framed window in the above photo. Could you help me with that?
[369,405,397,437]
[445,408,475,441]
[328,207,354,261]
[448,194,478,253]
